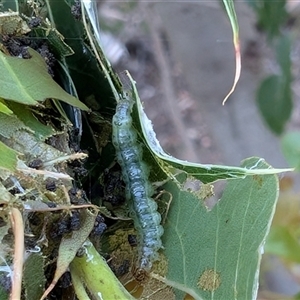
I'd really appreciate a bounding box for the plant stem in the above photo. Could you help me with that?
[10,208,24,300]
[70,241,135,300]
[70,266,91,300]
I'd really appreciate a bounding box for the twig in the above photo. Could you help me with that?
[24,203,99,212]
[10,208,24,300]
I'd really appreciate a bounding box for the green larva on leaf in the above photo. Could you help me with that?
[112,92,164,272]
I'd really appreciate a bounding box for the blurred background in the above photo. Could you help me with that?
[96,1,300,299]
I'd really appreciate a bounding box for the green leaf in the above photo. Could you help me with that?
[0,112,33,139]
[57,210,96,273]
[265,226,300,263]
[281,131,300,170]
[0,127,67,171]
[161,157,279,300]
[8,102,55,140]
[0,100,13,115]
[0,141,18,171]
[23,254,45,300]
[222,0,241,104]
[256,75,292,135]
[0,49,88,110]
[222,0,238,42]
[246,0,287,40]
[256,35,292,134]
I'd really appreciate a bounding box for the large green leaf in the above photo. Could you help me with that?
[160,157,279,300]
[0,49,88,110]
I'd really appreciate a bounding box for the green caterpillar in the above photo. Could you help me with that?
[112,92,164,273]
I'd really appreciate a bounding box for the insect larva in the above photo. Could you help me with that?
[112,92,164,273]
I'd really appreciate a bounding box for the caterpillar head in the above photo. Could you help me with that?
[133,267,149,284]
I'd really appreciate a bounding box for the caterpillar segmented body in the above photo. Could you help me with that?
[112,92,164,272]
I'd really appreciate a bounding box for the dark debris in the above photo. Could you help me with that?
[68,187,88,205]
[90,214,107,236]
[71,0,82,20]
